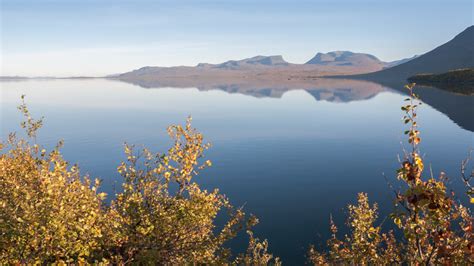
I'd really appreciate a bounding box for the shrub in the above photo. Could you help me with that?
[0,96,279,264]
[1,84,472,264]
[0,97,109,263]
[308,84,473,265]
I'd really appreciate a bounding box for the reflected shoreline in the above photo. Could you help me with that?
[113,77,390,103]
[112,77,474,132]
[1,77,472,132]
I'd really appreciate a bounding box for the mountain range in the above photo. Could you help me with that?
[112,26,473,132]
[116,51,414,83]
[115,26,473,86]
[4,27,471,131]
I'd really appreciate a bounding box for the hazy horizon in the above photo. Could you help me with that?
[1,0,472,77]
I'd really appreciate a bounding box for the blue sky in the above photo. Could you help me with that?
[1,0,472,76]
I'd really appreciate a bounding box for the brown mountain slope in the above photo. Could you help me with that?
[116,56,387,86]
[305,51,385,68]
[352,26,474,82]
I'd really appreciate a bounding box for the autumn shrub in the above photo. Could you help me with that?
[0,98,110,264]
[1,84,472,265]
[0,96,279,264]
[308,84,473,265]
[104,118,279,264]
[308,193,402,265]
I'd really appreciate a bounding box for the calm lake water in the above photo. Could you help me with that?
[1,79,473,264]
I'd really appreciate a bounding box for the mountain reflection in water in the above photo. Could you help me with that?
[1,77,472,264]
[115,77,474,131]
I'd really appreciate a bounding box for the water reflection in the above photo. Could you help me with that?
[0,78,472,264]
[115,77,389,103]
[115,76,474,131]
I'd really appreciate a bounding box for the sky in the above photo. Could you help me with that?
[0,0,472,77]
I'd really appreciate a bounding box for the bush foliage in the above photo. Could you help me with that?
[308,84,473,265]
[1,86,472,264]
[0,96,279,264]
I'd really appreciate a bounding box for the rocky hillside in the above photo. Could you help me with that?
[354,26,474,82]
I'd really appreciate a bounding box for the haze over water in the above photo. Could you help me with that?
[1,78,472,263]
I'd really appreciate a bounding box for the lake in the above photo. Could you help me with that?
[1,78,472,264]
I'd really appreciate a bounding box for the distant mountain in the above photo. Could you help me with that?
[384,55,419,69]
[306,51,383,66]
[116,40,451,83]
[198,55,289,70]
[305,51,418,70]
[354,26,474,82]
[0,76,30,80]
[116,53,388,82]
